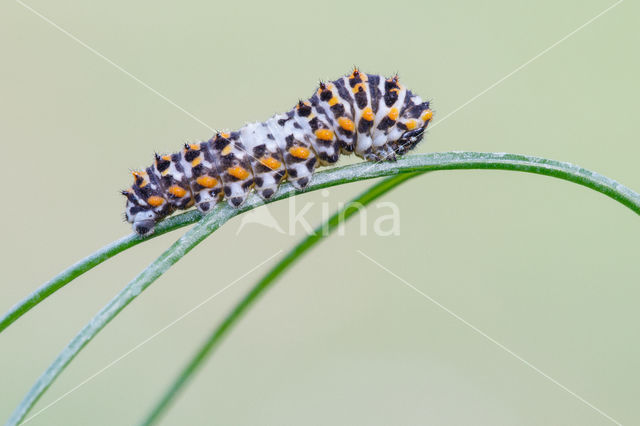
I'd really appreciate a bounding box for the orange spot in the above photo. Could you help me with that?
[220,132,230,138]
[260,156,282,170]
[351,83,365,93]
[315,129,334,141]
[362,107,374,121]
[405,119,418,130]
[189,144,200,150]
[162,155,171,161]
[228,165,250,180]
[289,146,310,159]
[388,107,399,121]
[147,196,164,207]
[421,109,433,121]
[191,157,201,167]
[168,185,187,197]
[132,171,148,188]
[328,97,338,106]
[196,175,218,188]
[338,117,355,131]
[221,145,233,156]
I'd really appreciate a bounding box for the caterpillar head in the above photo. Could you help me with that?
[395,103,433,155]
[122,170,171,236]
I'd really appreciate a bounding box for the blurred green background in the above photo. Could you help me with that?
[1,0,639,424]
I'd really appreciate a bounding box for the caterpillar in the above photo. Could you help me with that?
[123,69,433,236]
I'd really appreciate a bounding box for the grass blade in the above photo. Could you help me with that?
[140,172,420,425]
[0,211,201,334]
[8,151,640,425]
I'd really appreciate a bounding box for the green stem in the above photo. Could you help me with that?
[0,211,201,334]
[7,152,640,425]
[3,152,640,335]
[140,173,420,426]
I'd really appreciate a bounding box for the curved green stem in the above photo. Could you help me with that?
[140,173,420,425]
[0,211,201,334]
[3,152,640,335]
[7,152,640,425]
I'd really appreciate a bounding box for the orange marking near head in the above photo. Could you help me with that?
[260,156,282,170]
[168,185,187,197]
[289,146,310,159]
[405,119,418,130]
[362,107,374,121]
[189,144,200,151]
[421,110,433,121]
[191,157,202,167]
[221,145,233,156]
[228,165,250,180]
[147,196,165,207]
[196,175,218,188]
[328,97,338,106]
[315,129,334,141]
[388,107,399,121]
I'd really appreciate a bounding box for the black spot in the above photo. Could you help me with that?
[242,179,254,190]
[384,90,398,107]
[355,89,368,109]
[377,116,395,131]
[184,150,199,162]
[340,141,355,152]
[297,103,312,117]
[288,168,298,178]
[253,144,266,157]
[129,206,144,215]
[135,224,149,235]
[368,75,381,113]
[214,138,229,150]
[330,103,345,116]
[192,164,204,175]
[254,176,264,187]
[231,197,244,207]
[297,177,309,187]
[306,157,317,171]
[156,159,170,172]
[293,122,302,129]
[320,90,332,101]
[199,202,211,212]
[274,170,286,181]
[262,188,274,199]
[308,117,319,131]
[358,118,374,133]
[224,186,231,196]
[267,133,275,140]
[285,134,295,147]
